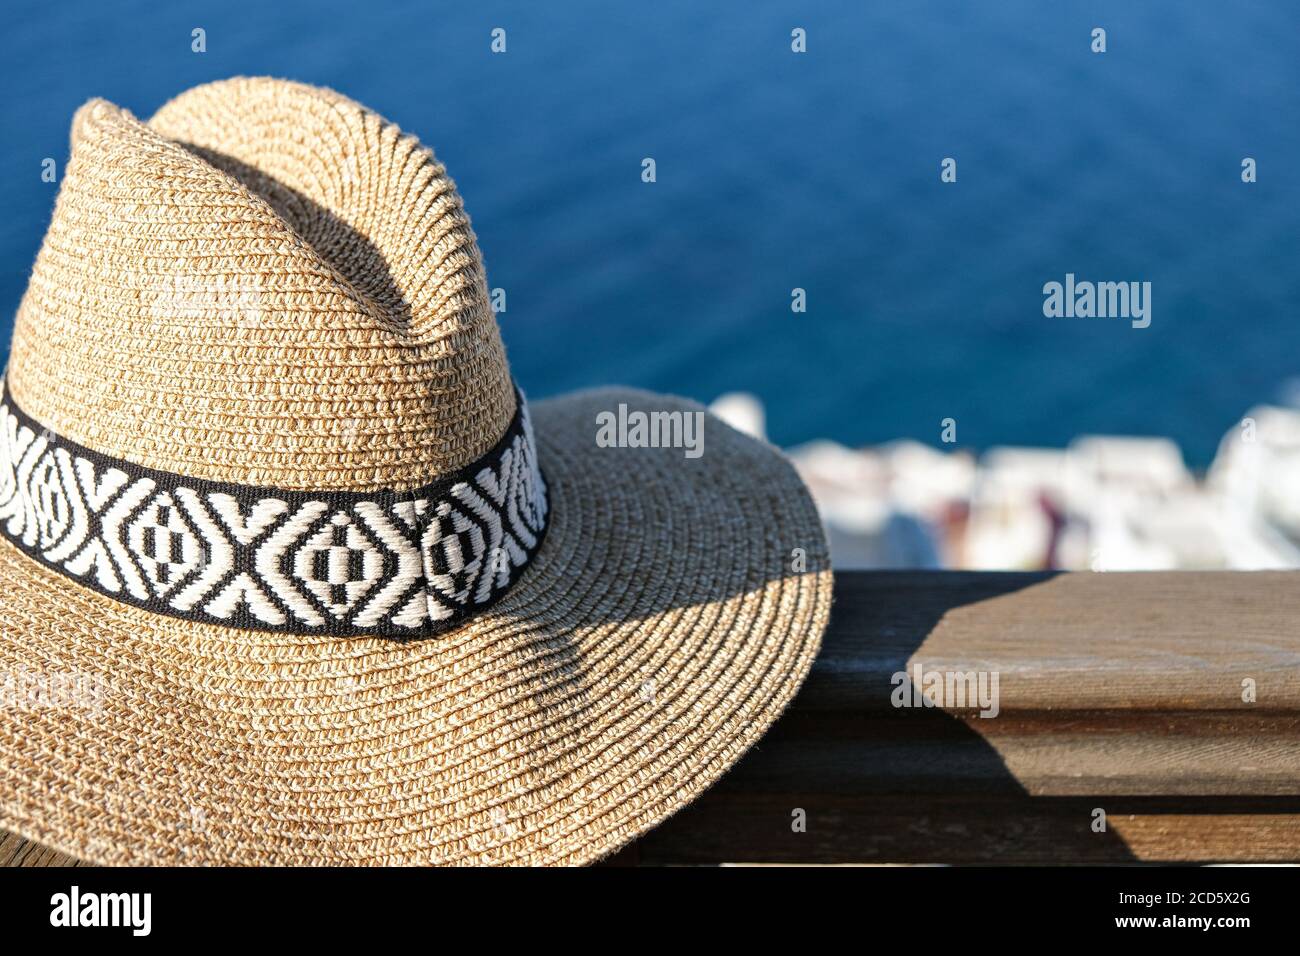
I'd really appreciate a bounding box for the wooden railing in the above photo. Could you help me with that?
[5,570,1300,866]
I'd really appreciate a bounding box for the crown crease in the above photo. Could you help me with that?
[6,77,515,493]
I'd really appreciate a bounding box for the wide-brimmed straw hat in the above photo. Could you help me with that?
[0,77,831,865]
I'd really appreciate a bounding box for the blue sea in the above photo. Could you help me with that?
[2,0,1298,467]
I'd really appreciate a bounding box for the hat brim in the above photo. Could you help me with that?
[0,387,831,865]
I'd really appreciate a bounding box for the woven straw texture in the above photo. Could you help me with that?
[8,78,513,492]
[0,78,831,865]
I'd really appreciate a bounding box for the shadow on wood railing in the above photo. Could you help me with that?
[626,570,1300,864]
[5,570,1300,866]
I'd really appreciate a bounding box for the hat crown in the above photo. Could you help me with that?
[5,78,514,492]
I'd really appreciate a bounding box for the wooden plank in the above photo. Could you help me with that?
[635,795,1300,864]
[0,829,82,867]
[721,711,1300,796]
[5,571,1300,864]
[639,570,1300,863]
[806,571,1300,712]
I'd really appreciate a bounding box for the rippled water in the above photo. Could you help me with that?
[3,0,1298,465]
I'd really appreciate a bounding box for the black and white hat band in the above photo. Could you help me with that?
[0,381,549,639]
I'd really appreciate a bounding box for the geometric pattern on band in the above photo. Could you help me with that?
[0,381,549,639]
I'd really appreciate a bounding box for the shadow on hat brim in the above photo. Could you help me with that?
[0,389,831,865]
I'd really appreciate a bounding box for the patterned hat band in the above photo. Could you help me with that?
[0,381,549,639]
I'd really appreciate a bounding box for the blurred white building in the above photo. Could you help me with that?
[712,392,1300,571]
[1206,405,1300,567]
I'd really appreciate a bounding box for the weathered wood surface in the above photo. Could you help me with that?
[635,570,1300,863]
[6,571,1300,865]
[0,830,82,867]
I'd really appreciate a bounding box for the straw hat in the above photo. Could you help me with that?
[0,77,831,865]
